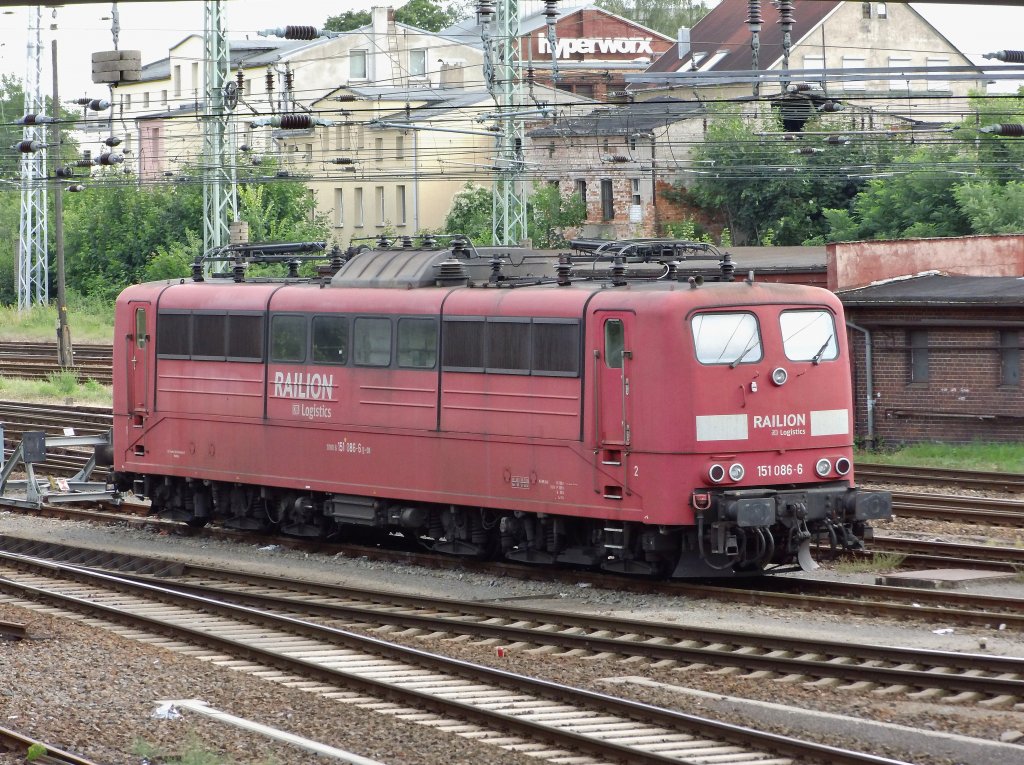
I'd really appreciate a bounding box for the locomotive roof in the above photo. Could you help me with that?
[330,247,555,288]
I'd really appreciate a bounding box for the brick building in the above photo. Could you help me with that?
[525,98,706,238]
[444,3,673,102]
[830,235,1024,446]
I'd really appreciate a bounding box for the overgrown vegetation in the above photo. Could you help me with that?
[442,182,586,247]
[833,552,907,574]
[133,735,280,765]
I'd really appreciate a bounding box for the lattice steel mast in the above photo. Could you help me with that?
[18,6,48,311]
[202,0,237,257]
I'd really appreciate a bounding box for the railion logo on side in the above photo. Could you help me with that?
[274,371,334,401]
[753,413,806,429]
[536,35,654,59]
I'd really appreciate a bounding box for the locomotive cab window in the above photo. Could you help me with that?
[271,315,307,362]
[397,318,437,368]
[354,317,392,367]
[135,308,147,350]
[691,312,762,365]
[604,319,624,368]
[780,310,838,363]
[312,315,349,365]
[157,312,190,357]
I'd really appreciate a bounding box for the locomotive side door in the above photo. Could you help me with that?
[126,301,152,416]
[592,311,634,497]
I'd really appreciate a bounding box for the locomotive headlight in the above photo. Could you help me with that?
[728,463,745,482]
[815,458,832,477]
[835,457,852,476]
[708,464,726,483]
[771,367,788,386]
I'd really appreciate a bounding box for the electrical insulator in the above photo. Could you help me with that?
[791,147,822,154]
[280,114,313,129]
[819,100,844,112]
[236,69,245,89]
[786,82,811,93]
[980,124,1024,137]
[476,1,495,22]
[104,136,122,147]
[265,68,275,96]
[543,0,558,21]
[746,0,763,29]
[334,94,356,102]
[17,114,55,125]
[277,170,291,177]
[826,135,851,145]
[602,154,630,163]
[67,184,86,192]
[239,144,252,152]
[778,0,795,26]
[88,99,111,111]
[330,157,355,164]
[285,25,319,39]
[983,50,1024,64]
[285,68,295,92]
[15,140,43,153]
[55,166,74,178]
[95,153,125,165]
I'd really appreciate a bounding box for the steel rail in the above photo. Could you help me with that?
[858,463,1024,494]
[891,491,1024,526]
[0,725,105,765]
[0,552,911,765]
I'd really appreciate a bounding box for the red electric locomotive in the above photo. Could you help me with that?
[111,238,891,577]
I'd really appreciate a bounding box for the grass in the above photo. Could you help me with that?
[833,552,907,574]
[0,372,112,407]
[856,442,1024,474]
[0,299,115,344]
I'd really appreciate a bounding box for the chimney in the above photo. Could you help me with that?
[677,27,690,59]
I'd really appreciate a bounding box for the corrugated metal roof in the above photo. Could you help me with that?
[647,0,840,74]
[839,273,1024,306]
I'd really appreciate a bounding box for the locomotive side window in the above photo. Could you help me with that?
[227,314,264,361]
[397,318,437,368]
[192,313,227,359]
[157,312,190,357]
[604,319,625,369]
[442,318,485,371]
[271,315,307,362]
[780,310,838,363]
[487,319,530,374]
[691,312,762,365]
[353,317,392,366]
[135,308,147,350]
[533,320,580,376]
[312,316,349,365]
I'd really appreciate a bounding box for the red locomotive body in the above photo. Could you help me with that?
[112,241,891,576]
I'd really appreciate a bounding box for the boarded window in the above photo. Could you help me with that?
[192,313,226,358]
[228,314,264,361]
[533,320,579,376]
[1000,330,1020,386]
[353,317,392,366]
[271,315,307,362]
[442,318,485,370]
[312,315,349,365]
[157,313,190,357]
[600,179,614,220]
[397,318,437,368]
[908,329,929,382]
[487,319,530,374]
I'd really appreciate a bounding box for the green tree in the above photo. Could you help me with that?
[596,0,710,36]
[529,182,586,248]
[953,182,1024,234]
[442,183,494,245]
[324,10,372,32]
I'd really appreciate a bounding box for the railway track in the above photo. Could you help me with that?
[0,342,113,386]
[859,463,1024,494]
[0,725,104,765]
[0,550,909,765]
[6,536,1020,707]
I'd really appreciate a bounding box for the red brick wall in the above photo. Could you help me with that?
[845,305,1024,445]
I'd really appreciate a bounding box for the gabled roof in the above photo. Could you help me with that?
[839,273,1024,306]
[648,0,841,74]
[528,97,704,137]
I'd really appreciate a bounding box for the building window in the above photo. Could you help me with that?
[803,54,825,86]
[888,56,911,90]
[842,56,866,91]
[927,57,949,91]
[375,137,384,162]
[908,330,929,383]
[600,179,614,221]
[123,94,131,111]
[862,2,872,19]
[395,135,404,159]
[1001,330,1020,386]
[574,179,587,217]
[304,142,313,162]
[143,92,150,108]
[334,188,344,227]
[409,49,427,78]
[877,3,887,19]
[354,187,364,227]
[356,124,365,150]
[191,62,199,92]
[396,185,407,226]
[161,89,168,104]
[351,50,367,80]
[173,65,181,97]
[334,126,345,151]
[630,178,641,206]
[375,186,386,226]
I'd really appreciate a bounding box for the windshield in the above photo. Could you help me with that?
[691,312,762,365]
[780,310,838,363]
